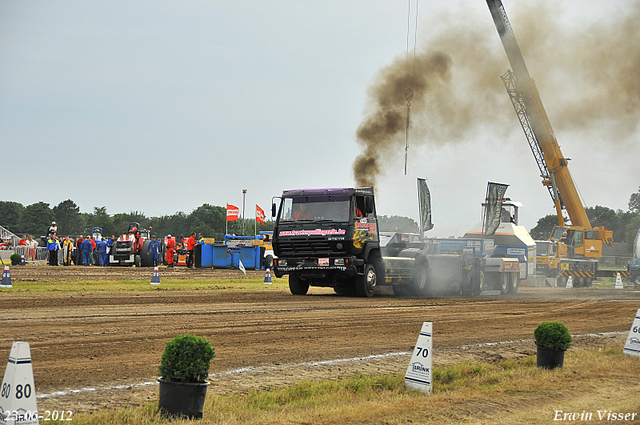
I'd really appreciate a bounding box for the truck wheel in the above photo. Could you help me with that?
[264,255,274,270]
[140,240,153,267]
[556,276,567,288]
[632,272,640,288]
[412,264,429,297]
[356,263,377,298]
[498,273,509,294]
[289,273,309,295]
[507,273,519,294]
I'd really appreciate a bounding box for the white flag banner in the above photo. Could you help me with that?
[239,260,246,276]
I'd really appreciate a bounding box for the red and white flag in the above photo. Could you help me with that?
[226,203,239,222]
[256,204,265,224]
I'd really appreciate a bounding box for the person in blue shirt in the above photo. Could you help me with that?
[46,236,61,266]
[97,239,108,266]
[147,234,162,267]
[105,235,115,266]
[81,238,93,266]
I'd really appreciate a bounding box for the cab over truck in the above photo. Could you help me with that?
[271,187,521,297]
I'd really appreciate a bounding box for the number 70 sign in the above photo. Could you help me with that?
[405,322,432,393]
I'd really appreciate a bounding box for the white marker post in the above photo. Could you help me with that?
[623,308,640,357]
[0,342,39,425]
[404,322,432,393]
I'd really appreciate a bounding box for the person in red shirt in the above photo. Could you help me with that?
[186,232,197,268]
[165,235,176,268]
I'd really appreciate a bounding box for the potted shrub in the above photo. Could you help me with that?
[10,253,22,266]
[534,321,572,369]
[157,334,216,419]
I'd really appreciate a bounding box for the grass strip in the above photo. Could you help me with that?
[45,343,640,425]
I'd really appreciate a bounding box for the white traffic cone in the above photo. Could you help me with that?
[0,342,38,421]
[150,267,161,285]
[615,273,624,289]
[1,266,12,288]
[20,255,26,266]
[263,268,273,285]
[566,276,573,289]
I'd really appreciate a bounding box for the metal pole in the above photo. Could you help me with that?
[242,189,247,236]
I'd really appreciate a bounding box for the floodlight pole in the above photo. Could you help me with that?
[242,189,247,236]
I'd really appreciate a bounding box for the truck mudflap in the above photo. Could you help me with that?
[484,257,520,272]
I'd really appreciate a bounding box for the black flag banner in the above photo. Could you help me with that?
[417,178,434,237]
[484,182,509,236]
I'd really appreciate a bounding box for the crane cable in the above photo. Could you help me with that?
[404,0,419,175]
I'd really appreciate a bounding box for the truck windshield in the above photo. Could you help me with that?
[279,196,350,222]
[536,242,549,255]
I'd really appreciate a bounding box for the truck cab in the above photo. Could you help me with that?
[272,187,382,297]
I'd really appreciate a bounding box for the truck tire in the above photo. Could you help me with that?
[356,263,377,298]
[492,273,509,294]
[140,240,153,267]
[289,272,309,295]
[412,264,429,297]
[264,255,274,270]
[556,276,567,288]
[507,273,519,294]
[632,272,640,287]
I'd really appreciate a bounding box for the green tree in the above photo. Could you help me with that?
[529,214,562,240]
[88,206,113,237]
[629,186,640,214]
[19,202,55,236]
[187,204,226,239]
[377,215,419,233]
[0,201,25,233]
[53,199,83,234]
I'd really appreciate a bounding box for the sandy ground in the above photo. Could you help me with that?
[1,266,638,414]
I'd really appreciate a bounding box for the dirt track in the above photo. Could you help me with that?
[1,266,639,413]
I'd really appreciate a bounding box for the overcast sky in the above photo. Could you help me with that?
[2,0,638,237]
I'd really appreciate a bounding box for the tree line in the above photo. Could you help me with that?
[2,186,639,251]
[0,200,274,241]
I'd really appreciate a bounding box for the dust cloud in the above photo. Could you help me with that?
[353,2,640,188]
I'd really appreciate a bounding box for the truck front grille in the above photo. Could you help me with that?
[278,236,332,256]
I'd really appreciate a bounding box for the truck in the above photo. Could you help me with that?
[109,222,154,267]
[271,187,522,297]
[485,0,626,286]
[464,199,537,287]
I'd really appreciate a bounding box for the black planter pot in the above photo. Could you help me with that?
[158,378,210,419]
[536,346,566,369]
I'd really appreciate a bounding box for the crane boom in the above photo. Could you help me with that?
[485,0,591,229]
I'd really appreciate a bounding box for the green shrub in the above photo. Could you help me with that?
[534,322,572,351]
[158,334,215,383]
[10,253,22,264]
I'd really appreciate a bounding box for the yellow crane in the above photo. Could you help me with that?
[485,0,620,286]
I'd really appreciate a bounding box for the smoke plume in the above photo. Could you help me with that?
[353,2,640,188]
